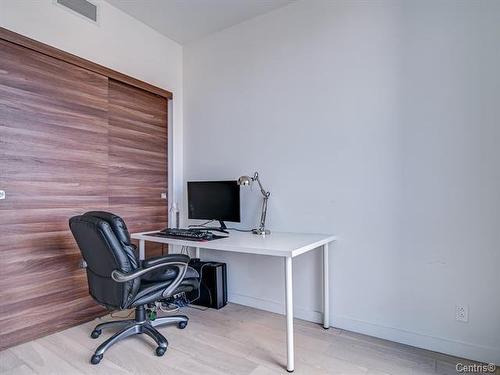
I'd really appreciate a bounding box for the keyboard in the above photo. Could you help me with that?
[158,228,214,241]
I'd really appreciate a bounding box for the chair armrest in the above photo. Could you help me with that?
[110,262,186,283]
[112,254,192,299]
[112,258,190,299]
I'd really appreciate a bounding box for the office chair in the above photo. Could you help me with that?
[69,211,199,364]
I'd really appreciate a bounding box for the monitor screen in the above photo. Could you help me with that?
[187,181,240,223]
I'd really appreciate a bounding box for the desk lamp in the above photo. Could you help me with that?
[238,172,271,235]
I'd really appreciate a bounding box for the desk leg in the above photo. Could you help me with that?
[195,247,200,259]
[284,256,294,372]
[323,242,330,329]
[139,239,145,261]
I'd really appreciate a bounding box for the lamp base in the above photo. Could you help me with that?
[252,228,271,235]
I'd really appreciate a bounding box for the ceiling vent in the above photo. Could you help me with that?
[56,0,98,23]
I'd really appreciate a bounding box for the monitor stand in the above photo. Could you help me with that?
[212,221,229,234]
[190,220,229,234]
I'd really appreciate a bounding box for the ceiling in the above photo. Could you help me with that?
[106,0,294,45]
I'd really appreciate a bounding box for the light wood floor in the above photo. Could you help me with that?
[0,303,493,375]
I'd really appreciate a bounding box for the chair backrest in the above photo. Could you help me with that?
[69,212,140,309]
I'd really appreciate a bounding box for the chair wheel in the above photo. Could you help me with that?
[90,329,101,339]
[155,346,167,356]
[90,354,103,364]
[177,321,188,329]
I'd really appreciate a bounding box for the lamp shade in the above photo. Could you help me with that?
[237,175,252,186]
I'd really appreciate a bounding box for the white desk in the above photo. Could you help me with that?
[131,230,336,373]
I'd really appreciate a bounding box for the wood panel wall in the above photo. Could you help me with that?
[0,36,168,349]
[108,80,168,255]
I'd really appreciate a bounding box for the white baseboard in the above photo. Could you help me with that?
[334,316,500,365]
[228,293,500,365]
[229,292,323,324]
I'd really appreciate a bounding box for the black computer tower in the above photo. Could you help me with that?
[187,259,227,309]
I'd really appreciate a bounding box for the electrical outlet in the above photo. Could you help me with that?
[456,304,469,322]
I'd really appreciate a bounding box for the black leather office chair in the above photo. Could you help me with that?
[69,211,199,364]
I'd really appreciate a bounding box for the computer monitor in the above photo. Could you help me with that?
[187,181,240,233]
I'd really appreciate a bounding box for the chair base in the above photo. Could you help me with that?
[89,305,188,364]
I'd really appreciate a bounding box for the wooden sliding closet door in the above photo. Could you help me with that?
[108,80,168,256]
[0,40,108,348]
[0,35,169,349]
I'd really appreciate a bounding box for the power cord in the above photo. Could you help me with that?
[188,220,214,228]
[227,228,253,232]
[157,301,179,313]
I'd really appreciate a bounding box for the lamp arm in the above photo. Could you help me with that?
[239,171,271,234]
[252,172,270,198]
[259,194,269,231]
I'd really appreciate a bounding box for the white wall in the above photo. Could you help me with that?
[184,0,500,364]
[0,0,184,208]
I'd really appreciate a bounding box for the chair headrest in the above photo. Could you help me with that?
[83,211,132,245]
